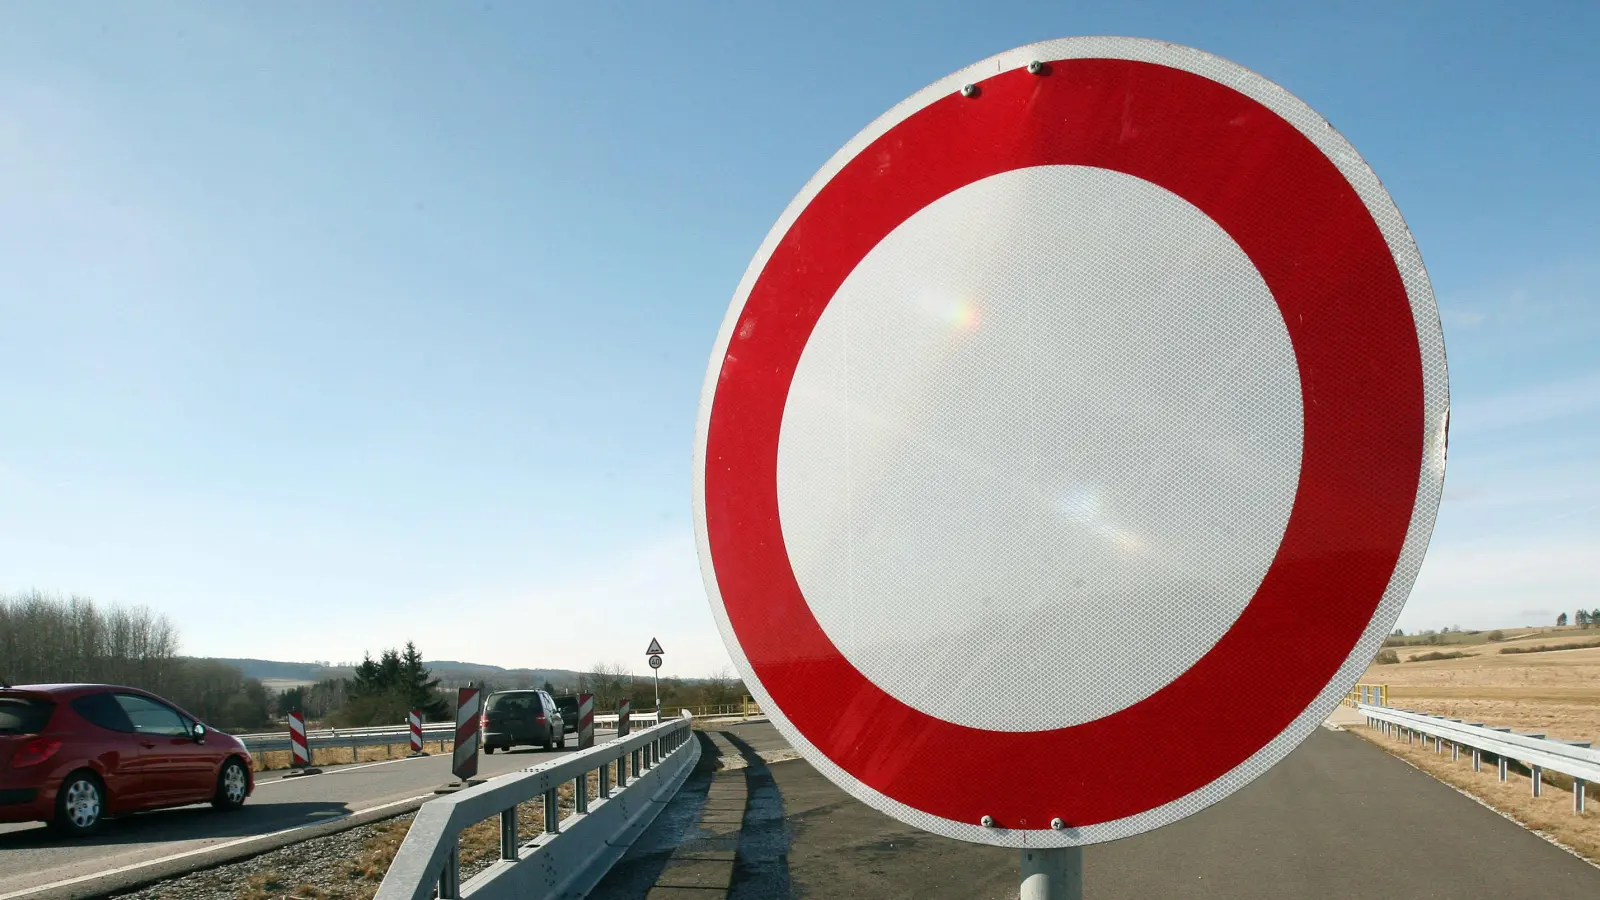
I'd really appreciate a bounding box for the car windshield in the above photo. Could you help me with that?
[0,696,54,735]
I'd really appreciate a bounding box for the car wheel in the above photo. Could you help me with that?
[485,745,496,755]
[542,733,553,751]
[52,772,104,837]
[556,732,565,749]
[213,758,249,810]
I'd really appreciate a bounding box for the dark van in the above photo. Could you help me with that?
[482,690,565,753]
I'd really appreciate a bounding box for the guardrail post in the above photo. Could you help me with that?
[1498,757,1508,782]
[543,788,560,834]
[600,759,613,797]
[500,805,519,860]
[1576,779,1587,814]
[439,840,461,899]
[576,770,590,814]
[618,753,629,787]
[1531,765,1543,797]
[1473,748,1481,772]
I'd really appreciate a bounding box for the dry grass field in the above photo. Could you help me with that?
[1361,626,1600,741]
[1349,627,1600,865]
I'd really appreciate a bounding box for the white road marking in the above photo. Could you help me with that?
[254,753,432,786]
[0,793,432,900]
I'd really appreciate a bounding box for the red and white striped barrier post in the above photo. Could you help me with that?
[577,694,595,749]
[408,709,425,756]
[282,710,321,776]
[452,687,481,783]
[616,698,631,737]
[289,710,310,767]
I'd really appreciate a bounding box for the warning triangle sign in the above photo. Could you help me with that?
[646,637,664,656]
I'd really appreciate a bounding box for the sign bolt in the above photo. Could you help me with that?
[960,83,979,98]
[981,814,995,827]
[1027,60,1046,75]
[1051,817,1065,830]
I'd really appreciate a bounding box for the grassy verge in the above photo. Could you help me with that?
[1350,723,1599,864]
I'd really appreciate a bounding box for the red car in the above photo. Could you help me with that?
[0,683,255,836]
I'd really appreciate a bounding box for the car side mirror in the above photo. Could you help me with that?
[192,722,207,744]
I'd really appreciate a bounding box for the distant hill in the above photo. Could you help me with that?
[195,658,343,683]
[192,656,653,691]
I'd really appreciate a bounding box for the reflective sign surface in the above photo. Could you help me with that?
[694,37,1447,846]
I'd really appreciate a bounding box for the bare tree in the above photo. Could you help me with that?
[582,662,632,709]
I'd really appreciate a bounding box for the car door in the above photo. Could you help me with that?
[67,691,154,811]
[168,711,220,802]
[113,694,205,803]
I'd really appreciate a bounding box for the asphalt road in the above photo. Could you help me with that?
[0,731,617,900]
[598,721,1600,899]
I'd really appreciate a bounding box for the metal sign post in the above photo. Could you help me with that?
[646,639,664,718]
[693,36,1447,898]
[1021,847,1083,900]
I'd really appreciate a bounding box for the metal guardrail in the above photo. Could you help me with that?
[1359,704,1596,813]
[236,723,455,754]
[593,711,660,727]
[375,712,698,900]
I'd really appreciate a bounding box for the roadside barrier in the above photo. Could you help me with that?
[289,711,311,768]
[577,694,594,749]
[1343,683,1388,707]
[409,710,425,756]
[453,687,482,783]
[374,713,698,900]
[1361,704,1598,814]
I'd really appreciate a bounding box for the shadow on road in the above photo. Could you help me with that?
[0,800,353,849]
[590,728,794,899]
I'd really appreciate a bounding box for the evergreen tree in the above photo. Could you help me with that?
[400,642,448,719]
[351,653,382,697]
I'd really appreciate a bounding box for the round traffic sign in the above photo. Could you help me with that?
[693,37,1446,847]
[649,654,663,670]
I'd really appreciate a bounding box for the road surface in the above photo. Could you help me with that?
[596,721,1600,899]
[0,732,616,900]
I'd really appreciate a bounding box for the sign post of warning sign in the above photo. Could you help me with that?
[693,36,1446,898]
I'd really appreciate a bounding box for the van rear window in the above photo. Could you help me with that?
[0,696,54,735]
[486,694,534,714]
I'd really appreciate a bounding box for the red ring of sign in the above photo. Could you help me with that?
[704,58,1424,828]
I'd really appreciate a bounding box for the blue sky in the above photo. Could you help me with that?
[1,2,1596,676]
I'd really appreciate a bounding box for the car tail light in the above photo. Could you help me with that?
[533,713,546,725]
[10,738,62,769]
[479,713,488,730]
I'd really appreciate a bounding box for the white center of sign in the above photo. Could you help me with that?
[776,165,1305,731]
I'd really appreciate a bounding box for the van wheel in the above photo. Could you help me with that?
[556,732,565,750]
[485,745,496,755]
[52,772,105,837]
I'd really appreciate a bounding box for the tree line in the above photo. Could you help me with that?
[1556,610,1600,627]
[0,590,273,731]
[4,590,749,731]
